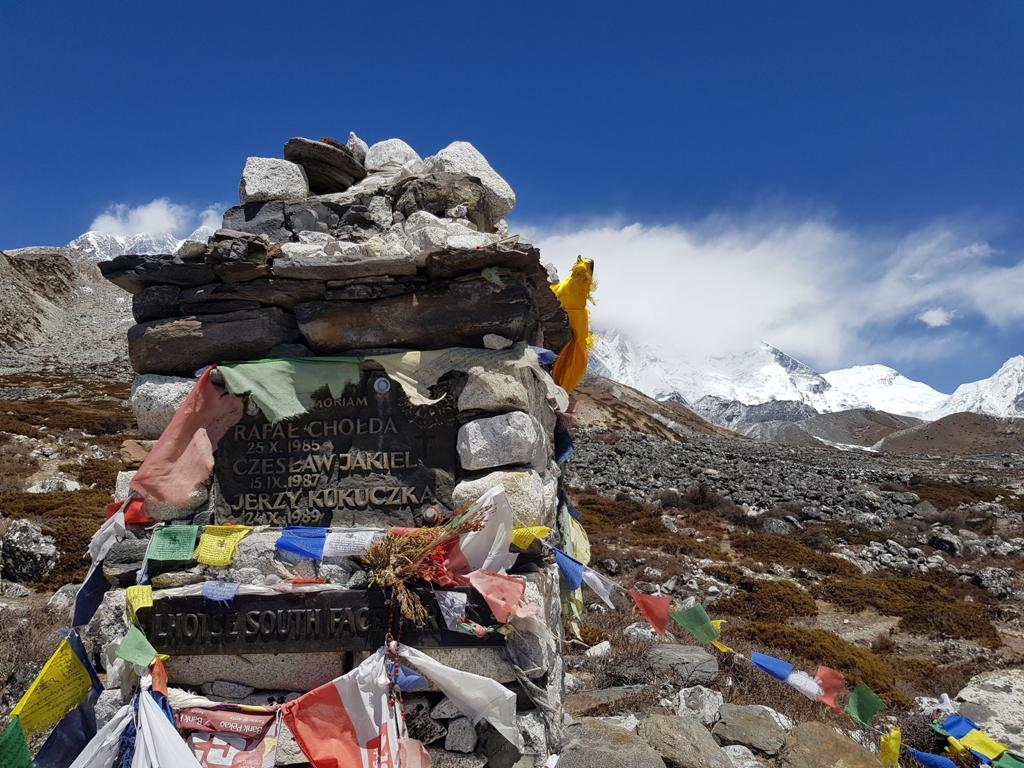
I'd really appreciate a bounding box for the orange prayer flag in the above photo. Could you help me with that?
[628,590,671,637]
[815,665,845,711]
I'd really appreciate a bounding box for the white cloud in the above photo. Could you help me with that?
[918,307,955,327]
[90,198,224,238]
[523,214,1024,370]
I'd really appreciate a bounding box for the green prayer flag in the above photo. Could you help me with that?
[996,753,1024,768]
[845,683,886,726]
[670,603,720,644]
[146,524,199,561]
[116,625,158,668]
[0,718,34,768]
[218,357,361,424]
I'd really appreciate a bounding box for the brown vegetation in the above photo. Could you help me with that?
[731,532,860,577]
[715,577,818,621]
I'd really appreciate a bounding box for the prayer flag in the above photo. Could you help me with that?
[751,652,793,682]
[845,683,885,726]
[218,357,361,424]
[785,670,822,700]
[72,561,111,628]
[907,748,958,768]
[176,706,280,768]
[323,528,383,558]
[511,526,550,550]
[0,719,33,768]
[960,729,1008,761]
[996,754,1024,768]
[629,590,671,637]
[11,636,95,735]
[146,525,199,561]
[940,714,978,739]
[194,524,251,566]
[671,603,720,644]
[126,584,153,622]
[34,631,103,768]
[815,665,845,711]
[468,570,527,624]
[444,486,518,577]
[581,566,617,609]
[880,726,901,767]
[133,689,204,768]
[131,368,243,505]
[202,581,240,603]
[709,619,733,653]
[276,527,328,560]
[65,703,132,768]
[550,257,595,393]
[387,662,428,692]
[116,626,158,668]
[552,547,585,591]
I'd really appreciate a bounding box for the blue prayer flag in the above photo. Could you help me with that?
[907,748,957,768]
[531,346,557,366]
[387,661,428,692]
[940,713,978,740]
[276,527,327,560]
[553,547,585,591]
[750,652,793,681]
[202,581,240,603]
[72,563,110,628]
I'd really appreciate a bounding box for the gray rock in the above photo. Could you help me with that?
[638,714,736,768]
[405,694,447,744]
[273,238,415,281]
[132,284,183,322]
[1,582,31,597]
[393,173,498,232]
[365,138,421,172]
[928,531,962,556]
[559,718,667,768]
[427,749,486,768]
[145,485,208,522]
[200,680,256,700]
[94,688,127,730]
[457,412,545,471]
[83,589,128,662]
[221,201,291,242]
[114,470,136,501]
[457,369,531,413]
[367,196,393,229]
[167,651,345,690]
[423,141,516,220]
[444,717,478,753]
[476,711,547,768]
[283,137,366,194]
[778,722,881,768]
[346,132,369,164]
[47,582,81,612]
[127,307,298,375]
[239,157,309,203]
[973,567,1015,598]
[26,473,81,493]
[676,685,725,725]
[98,254,217,295]
[130,374,195,438]
[430,696,464,720]
[722,745,765,768]
[1,519,59,583]
[955,668,1024,752]
[627,644,719,687]
[453,468,558,528]
[712,704,786,756]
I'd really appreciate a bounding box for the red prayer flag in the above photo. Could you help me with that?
[628,590,671,637]
[468,570,526,624]
[815,665,845,711]
[107,499,154,526]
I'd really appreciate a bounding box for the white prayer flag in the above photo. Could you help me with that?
[323,528,383,558]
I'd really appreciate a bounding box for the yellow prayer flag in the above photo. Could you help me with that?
[11,638,93,735]
[709,619,734,653]
[550,257,595,393]
[960,729,1008,760]
[880,726,901,767]
[194,524,251,566]
[125,585,153,622]
[511,526,551,549]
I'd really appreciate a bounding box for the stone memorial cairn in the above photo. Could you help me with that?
[91,134,575,765]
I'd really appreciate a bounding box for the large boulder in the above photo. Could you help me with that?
[283,137,366,194]
[346,132,368,164]
[127,307,298,375]
[98,254,216,295]
[955,668,1024,752]
[238,157,309,203]
[559,718,667,768]
[711,704,786,756]
[221,201,291,242]
[273,238,415,281]
[130,374,195,438]
[1,519,58,583]
[365,138,421,172]
[423,141,516,221]
[452,468,558,528]
[637,714,736,768]
[778,722,881,768]
[457,412,545,471]
[623,644,720,687]
[393,173,498,232]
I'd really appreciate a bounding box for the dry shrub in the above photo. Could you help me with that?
[909,476,1024,515]
[0,605,65,722]
[812,575,999,646]
[732,532,860,576]
[703,564,745,585]
[0,439,38,493]
[0,397,134,438]
[58,457,125,489]
[715,578,818,621]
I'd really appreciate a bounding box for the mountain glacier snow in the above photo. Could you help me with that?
[68,226,214,260]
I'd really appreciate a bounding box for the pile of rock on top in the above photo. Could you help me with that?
[98,133,569,377]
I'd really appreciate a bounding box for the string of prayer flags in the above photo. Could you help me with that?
[879,726,901,767]
[202,580,240,604]
[552,547,585,591]
[671,603,720,645]
[960,729,1008,762]
[750,652,793,682]
[581,567,617,609]
[276,526,328,560]
[907,748,958,768]
[11,635,96,736]
[628,590,671,637]
[844,683,885,727]
[815,665,845,711]
[0,719,33,768]
[511,526,550,550]
[126,585,154,622]
[116,625,158,669]
[146,524,200,561]
[323,528,383,558]
[194,524,251,566]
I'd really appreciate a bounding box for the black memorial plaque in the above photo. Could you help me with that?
[215,369,460,526]
[137,588,503,655]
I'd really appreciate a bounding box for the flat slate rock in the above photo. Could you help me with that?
[712,704,786,756]
[559,718,667,768]
[284,137,366,194]
[778,722,881,768]
[638,714,736,768]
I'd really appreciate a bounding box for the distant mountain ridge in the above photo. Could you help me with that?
[590,329,1022,421]
[68,226,214,260]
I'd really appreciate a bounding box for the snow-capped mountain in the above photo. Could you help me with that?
[929,356,1024,419]
[589,328,1019,421]
[822,365,948,419]
[68,225,214,260]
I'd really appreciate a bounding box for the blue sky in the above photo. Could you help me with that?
[1,1,1022,391]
